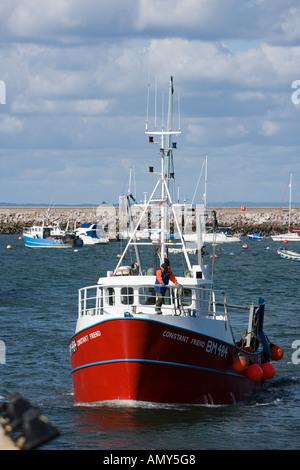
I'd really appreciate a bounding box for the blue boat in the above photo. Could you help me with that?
[23,224,82,248]
[247,232,263,240]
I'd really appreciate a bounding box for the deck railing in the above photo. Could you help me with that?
[77,283,243,319]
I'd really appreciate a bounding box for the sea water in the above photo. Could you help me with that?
[0,234,299,450]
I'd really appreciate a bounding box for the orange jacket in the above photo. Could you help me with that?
[155,266,179,294]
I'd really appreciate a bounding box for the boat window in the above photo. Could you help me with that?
[180,288,192,306]
[105,287,115,306]
[121,287,134,305]
[139,287,156,305]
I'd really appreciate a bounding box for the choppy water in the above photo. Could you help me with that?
[1,234,300,450]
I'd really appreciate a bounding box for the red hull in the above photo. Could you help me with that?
[70,318,264,405]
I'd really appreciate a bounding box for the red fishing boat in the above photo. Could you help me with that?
[69,77,282,405]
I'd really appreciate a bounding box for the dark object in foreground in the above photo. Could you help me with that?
[0,392,59,450]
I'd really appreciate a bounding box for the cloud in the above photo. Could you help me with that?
[0,115,24,133]
[0,0,300,205]
[261,120,280,137]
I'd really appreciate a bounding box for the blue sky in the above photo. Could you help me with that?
[0,0,300,206]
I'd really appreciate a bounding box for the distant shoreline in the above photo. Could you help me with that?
[1,205,300,236]
[1,202,299,208]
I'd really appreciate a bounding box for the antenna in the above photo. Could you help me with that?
[145,56,151,131]
[155,77,157,130]
[191,156,206,206]
[178,92,181,131]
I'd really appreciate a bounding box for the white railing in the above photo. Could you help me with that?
[77,283,228,319]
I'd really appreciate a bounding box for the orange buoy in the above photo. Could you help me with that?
[232,353,249,371]
[271,345,284,361]
[261,362,276,380]
[6,245,12,249]
[283,239,288,244]
[241,205,246,211]
[246,363,263,382]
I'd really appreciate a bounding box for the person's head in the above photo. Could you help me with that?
[161,263,168,271]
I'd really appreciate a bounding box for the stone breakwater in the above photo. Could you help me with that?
[1,206,299,237]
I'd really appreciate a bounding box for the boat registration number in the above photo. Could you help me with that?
[206,340,228,358]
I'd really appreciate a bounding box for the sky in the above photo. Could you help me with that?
[1,0,300,206]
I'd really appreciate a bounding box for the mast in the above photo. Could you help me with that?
[115,76,193,274]
[288,172,292,227]
[160,76,175,263]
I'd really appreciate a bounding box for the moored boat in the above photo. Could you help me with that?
[69,77,282,405]
[75,223,108,245]
[247,232,263,240]
[23,224,82,248]
[272,173,300,242]
[277,247,300,261]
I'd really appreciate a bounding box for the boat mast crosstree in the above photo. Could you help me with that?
[69,76,282,405]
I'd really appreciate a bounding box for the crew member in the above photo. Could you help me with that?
[155,262,180,314]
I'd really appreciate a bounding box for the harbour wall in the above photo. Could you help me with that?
[1,205,299,237]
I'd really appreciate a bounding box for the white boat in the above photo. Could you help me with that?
[204,231,241,243]
[272,228,300,242]
[75,224,108,245]
[69,76,282,405]
[272,173,300,242]
[186,156,241,244]
[277,248,300,261]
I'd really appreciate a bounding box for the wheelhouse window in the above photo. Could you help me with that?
[121,287,134,305]
[139,287,156,305]
[106,287,115,306]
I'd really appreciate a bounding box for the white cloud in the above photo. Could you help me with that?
[234,91,266,102]
[11,98,112,115]
[261,120,280,137]
[226,123,249,138]
[0,1,300,204]
[0,115,24,133]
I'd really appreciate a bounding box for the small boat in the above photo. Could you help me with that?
[23,224,82,248]
[272,173,300,242]
[75,224,108,245]
[23,208,83,248]
[277,248,300,261]
[272,228,300,242]
[203,230,241,243]
[69,77,282,405]
[247,232,263,240]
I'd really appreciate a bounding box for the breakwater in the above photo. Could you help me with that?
[1,205,299,237]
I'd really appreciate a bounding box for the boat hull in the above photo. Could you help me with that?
[272,232,300,242]
[23,234,79,248]
[277,248,300,260]
[70,318,264,405]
